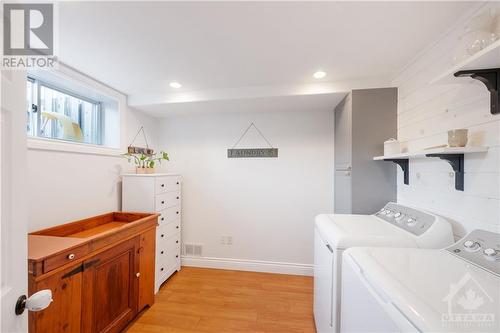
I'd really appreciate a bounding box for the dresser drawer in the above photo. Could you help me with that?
[43,244,90,273]
[155,176,181,194]
[158,206,181,225]
[156,237,180,266]
[155,191,181,211]
[156,223,181,244]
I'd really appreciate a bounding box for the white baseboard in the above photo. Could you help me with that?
[181,256,313,276]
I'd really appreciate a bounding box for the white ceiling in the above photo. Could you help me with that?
[58,1,478,116]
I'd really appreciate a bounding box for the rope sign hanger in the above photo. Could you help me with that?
[228,122,278,158]
[128,126,154,155]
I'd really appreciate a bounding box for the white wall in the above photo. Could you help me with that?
[393,3,500,237]
[27,68,159,231]
[158,108,335,274]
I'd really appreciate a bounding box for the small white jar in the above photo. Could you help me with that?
[384,138,400,156]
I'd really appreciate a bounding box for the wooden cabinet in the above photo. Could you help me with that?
[81,237,139,333]
[28,264,83,333]
[28,212,158,333]
[122,173,182,292]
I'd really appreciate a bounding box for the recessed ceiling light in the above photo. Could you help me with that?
[313,71,327,79]
[169,81,182,89]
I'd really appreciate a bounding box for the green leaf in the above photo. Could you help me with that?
[162,152,169,161]
[149,161,155,168]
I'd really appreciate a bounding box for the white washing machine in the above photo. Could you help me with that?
[314,202,454,333]
[341,229,500,332]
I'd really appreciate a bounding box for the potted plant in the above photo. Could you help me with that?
[123,150,169,174]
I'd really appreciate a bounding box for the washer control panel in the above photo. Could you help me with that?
[374,202,435,236]
[446,230,500,276]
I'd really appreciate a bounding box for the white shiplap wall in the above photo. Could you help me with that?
[392,2,500,237]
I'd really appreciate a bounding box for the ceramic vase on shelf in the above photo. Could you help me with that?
[136,167,155,174]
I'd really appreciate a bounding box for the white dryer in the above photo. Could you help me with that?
[341,229,500,332]
[314,202,454,333]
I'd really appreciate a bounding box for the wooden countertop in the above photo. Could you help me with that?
[28,212,159,276]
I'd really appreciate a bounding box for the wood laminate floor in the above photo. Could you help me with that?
[125,267,316,333]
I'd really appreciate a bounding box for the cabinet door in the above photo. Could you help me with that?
[138,228,156,310]
[29,264,83,333]
[81,238,139,333]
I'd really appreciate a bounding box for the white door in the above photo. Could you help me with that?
[1,69,28,332]
[313,229,334,333]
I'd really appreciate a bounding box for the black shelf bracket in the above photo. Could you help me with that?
[426,154,464,191]
[384,159,409,185]
[454,68,499,115]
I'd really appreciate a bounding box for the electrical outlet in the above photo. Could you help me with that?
[220,236,233,246]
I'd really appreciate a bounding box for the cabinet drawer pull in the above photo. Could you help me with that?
[176,255,179,258]
[161,217,165,221]
[176,211,179,215]
[161,184,165,187]
[161,234,164,238]
[161,268,164,271]
[176,196,179,200]
[136,272,141,278]
[176,226,179,229]
[176,182,179,185]
[161,251,164,254]
[176,240,179,244]
[67,253,76,260]
[161,201,165,204]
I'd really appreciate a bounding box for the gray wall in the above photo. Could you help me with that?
[351,88,397,213]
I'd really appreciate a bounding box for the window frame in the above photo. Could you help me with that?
[27,76,104,146]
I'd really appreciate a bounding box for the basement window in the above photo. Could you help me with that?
[27,77,103,145]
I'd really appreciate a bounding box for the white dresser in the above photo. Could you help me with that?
[122,173,182,292]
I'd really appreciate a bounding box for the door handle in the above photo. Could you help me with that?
[15,290,53,315]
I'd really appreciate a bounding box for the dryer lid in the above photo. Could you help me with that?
[315,214,418,249]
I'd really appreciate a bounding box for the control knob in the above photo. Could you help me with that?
[483,248,499,261]
[406,218,417,227]
[463,240,481,252]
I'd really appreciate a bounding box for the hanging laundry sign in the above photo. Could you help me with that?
[228,122,278,158]
[228,148,278,158]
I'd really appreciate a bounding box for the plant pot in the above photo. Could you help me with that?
[136,167,155,174]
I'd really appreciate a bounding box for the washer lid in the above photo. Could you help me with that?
[345,247,500,332]
[315,214,418,249]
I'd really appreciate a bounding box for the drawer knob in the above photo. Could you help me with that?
[176,255,179,258]
[176,240,179,243]
[161,184,165,187]
[161,201,165,204]
[176,182,179,185]
[176,226,179,229]
[67,253,76,260]
[161,251,164,254]
[176,196,179,200]
[161,234,164,238]
[161,217,165,221]
[136,272,141,278]
[161,268,164,271]
[176,211,179,215]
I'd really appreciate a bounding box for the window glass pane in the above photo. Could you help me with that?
[26,79,103,146]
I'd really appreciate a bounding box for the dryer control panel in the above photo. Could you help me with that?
[374,202,435,236]
[446,229,500,276]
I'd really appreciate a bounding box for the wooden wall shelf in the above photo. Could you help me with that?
[374,146,488,191]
